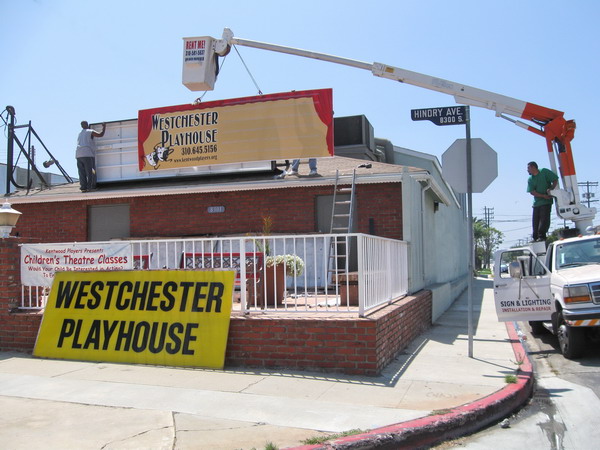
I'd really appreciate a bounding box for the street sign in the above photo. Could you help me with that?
[442,138,498,193]
[411,106,467,126]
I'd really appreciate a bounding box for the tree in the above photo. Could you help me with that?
[473,218,504,269]
[547,225,581,243]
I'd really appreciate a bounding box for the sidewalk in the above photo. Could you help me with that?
[0,278,533,449]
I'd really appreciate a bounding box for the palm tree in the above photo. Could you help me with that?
[473,218,504,269]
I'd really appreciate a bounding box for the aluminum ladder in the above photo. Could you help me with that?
[327,169,357,288]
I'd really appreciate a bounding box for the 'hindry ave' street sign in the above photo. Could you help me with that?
[411,106,467,126]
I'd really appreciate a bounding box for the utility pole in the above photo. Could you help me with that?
[482,207,494,268]
[578,181,598,209]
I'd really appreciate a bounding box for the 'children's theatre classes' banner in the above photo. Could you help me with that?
[21,243,133,287]
[138,89,334,171]
[34,270,235,369]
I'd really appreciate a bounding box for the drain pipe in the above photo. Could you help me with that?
[420,180,432,285]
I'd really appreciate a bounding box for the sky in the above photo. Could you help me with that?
[1,0,599,247]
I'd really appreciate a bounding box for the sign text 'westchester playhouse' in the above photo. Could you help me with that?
[34,270,235,369]
[138,89,334,171]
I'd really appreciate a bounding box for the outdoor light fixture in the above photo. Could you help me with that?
[0,201,22,238]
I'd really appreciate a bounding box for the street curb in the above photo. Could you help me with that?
[287,321,533,450]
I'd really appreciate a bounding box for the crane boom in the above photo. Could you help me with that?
[211,28,595,233]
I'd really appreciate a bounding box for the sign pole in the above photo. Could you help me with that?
[412,104,492,359]
[465,106,474,358]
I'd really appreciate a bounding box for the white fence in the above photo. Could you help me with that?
[20,234,408,316]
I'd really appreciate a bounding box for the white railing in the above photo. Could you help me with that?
[20,234,408,316]
[357,235,409,316]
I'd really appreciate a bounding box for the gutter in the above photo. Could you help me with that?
[6,170,457,207]
[410,171,458,208]
[3,173,394,205]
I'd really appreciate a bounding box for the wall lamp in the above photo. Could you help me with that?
[0,201,22,238]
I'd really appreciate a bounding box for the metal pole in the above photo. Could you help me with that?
[466,106,474,358]
[5,106,15,196]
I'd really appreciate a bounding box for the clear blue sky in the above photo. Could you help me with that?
[2,0,599,246]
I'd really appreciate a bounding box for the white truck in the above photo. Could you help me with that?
[494,234,600,359]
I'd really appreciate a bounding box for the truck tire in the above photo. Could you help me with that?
[529,321,546,335]
[557,312,585,359]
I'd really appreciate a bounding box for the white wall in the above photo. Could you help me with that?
[397,151,469,321]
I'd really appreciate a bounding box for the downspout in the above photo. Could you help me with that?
[421,180,432,285]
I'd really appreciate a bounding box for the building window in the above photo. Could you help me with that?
[88,204,130,241]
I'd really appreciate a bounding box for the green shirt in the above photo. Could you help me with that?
[527,168,559,207]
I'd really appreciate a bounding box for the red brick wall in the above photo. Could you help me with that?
[225,290,431,375]
[12,183,403,241]
[356,184,403,240]
[372,292,433,370]
[0,238,44,352]
[2,182,413,374]
[13,201,89,243]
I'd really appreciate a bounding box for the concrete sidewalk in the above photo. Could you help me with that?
[0,278,533,449]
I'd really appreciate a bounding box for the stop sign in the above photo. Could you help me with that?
[442,138,497,193]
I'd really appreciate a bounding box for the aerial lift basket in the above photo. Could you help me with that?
[182,36,218,91]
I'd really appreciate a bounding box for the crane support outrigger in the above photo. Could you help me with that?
[204,28,595,234]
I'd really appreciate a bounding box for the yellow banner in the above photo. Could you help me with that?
[34,270,235,369]
[138,89,333,171]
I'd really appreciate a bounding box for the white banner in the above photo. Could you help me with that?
[21,243,133,287]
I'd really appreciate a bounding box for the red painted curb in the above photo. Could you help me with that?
[287,321,533,450]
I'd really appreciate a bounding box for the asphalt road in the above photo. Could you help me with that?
[527,322,600,398]
[435,321,600,449]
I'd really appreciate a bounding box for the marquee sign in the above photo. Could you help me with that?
[34,270,235,369]
[138,89,334,171]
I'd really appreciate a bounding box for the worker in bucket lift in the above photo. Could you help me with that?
[527,161,558,242]
[76,121,105,192]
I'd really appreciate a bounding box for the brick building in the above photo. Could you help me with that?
[0,119,468,375]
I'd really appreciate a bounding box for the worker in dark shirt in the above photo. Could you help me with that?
[527,161,558,242]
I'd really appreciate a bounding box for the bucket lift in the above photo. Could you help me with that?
[184,28,597,234]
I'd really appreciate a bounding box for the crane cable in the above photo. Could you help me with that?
[233,45,263,95]
[192,44,264,104]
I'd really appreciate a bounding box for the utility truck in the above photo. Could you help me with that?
[184,28,595,233]
[185,29,599,358]
[494,235,600,358]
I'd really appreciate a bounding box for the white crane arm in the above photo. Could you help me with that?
[213,28,595,231]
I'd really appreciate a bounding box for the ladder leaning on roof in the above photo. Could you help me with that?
[327,169,357,289]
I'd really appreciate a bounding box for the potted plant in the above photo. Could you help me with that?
[265,254,304,306]
[253,215,305,306]
[266,254,305,277]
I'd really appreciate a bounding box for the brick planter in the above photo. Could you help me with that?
[0,237,43,352]
[225,290,432,375]
[338,272,359,306]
